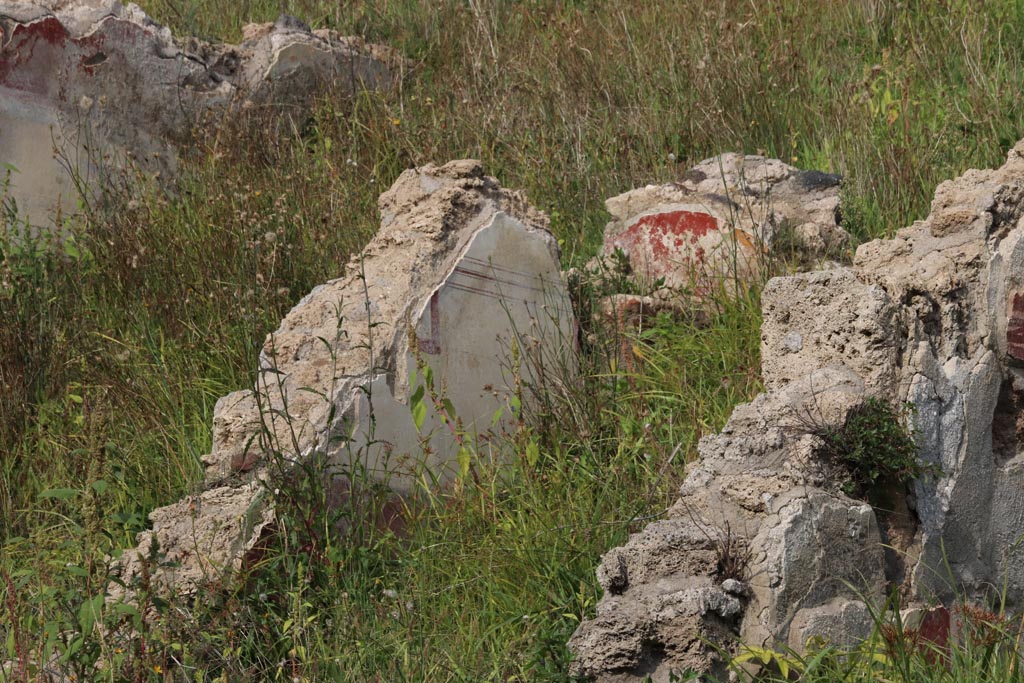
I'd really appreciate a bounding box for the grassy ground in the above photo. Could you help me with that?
[4,0,1024,681]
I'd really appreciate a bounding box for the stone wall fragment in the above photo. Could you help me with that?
[114,160,575,597]
[569,367,881,681]
[0,0,404,230]
[597,154,846,300]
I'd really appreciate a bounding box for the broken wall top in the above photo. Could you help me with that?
[243,158,558,458]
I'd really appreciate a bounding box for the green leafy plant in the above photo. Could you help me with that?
[2,474,174,683]
[731,645,806,680]
[817,397,931,496]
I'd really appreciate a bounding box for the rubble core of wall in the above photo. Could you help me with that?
[113,160,575,597]
[569,141,1024,682]
[0,0,405,228]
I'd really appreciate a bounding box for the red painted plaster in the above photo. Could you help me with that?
[1008,292,1024,362]
[0,18,70,95]
[917,606,950,666]
[616,210,718,264]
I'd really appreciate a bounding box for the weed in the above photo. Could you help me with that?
[729,587,1024,683]
[815,397,933,498]
[712,522,752,584]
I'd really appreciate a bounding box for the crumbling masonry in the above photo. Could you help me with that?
[569,142,1024,681]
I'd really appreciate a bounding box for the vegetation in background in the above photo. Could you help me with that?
[4,0,1024,680]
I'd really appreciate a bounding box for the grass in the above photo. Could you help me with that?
[4,0,1024,680]
[731,595,1024,683]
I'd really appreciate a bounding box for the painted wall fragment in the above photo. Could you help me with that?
[581,153,847,371]
[598,153,846,298]
[0,0,404,229]
[113,160,575,596]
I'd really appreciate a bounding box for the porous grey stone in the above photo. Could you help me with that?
[788,599,874,653]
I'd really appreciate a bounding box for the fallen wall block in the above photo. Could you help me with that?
[0,0,405,229]
[114,160,575,597]
[597,153,846,297]
[582,154,848,370]
[569,142,1024,682]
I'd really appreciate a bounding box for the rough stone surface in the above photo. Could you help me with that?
[114,160,574,596]
[788,599,874,652]
[569,140,1024,680]
[598,154,845,298]
[0,0,404,228]
[761,267,900,393]
[569,366,883,681]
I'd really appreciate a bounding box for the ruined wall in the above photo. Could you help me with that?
[0,0,404,228]
[570,142,1024,682]
[114,160,575,596]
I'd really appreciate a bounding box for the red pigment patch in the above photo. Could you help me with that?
[28,17,70,45]
[1008,292,1024,363]
[616,210,718,264]
[231,446,260,473]
[0,18,71,95]
[917,606,950,666]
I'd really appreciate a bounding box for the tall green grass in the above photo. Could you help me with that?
[4,0,1024,680]
[731,593,1024,683]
